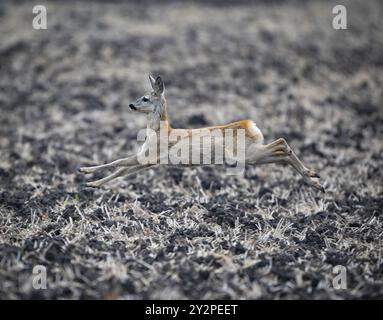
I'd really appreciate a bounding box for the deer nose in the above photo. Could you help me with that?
[129,104,136,110]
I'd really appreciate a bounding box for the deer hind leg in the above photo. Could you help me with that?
[79,155,139,174]
[250,139,324,192]
[268,138,320,179]
[85,164,153,188]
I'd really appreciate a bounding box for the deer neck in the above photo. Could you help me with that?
[147,97,170,133]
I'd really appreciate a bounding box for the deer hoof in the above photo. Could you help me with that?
[85,182,100,188]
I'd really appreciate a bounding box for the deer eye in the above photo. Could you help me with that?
[142,97,149,102]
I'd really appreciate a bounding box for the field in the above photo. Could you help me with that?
[0,0,382,299]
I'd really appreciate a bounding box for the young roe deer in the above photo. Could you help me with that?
[79,75,324,192]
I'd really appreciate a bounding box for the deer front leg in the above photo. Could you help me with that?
[85,164,153,188]
[79,155,139,174]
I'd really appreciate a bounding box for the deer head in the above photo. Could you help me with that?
[129,75,165,114]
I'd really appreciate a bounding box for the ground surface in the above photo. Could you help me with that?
[0,0,382,299]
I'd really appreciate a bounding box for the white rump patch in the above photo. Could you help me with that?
[251,121,264,143]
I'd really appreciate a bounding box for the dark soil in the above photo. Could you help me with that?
[0,0,382,299]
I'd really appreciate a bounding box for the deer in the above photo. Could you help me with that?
[78,75,324,192]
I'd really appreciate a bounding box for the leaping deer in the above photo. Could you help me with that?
[79,75,324,192]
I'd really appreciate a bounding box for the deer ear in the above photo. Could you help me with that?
[149,74,156,90]
[154,76,164,95]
